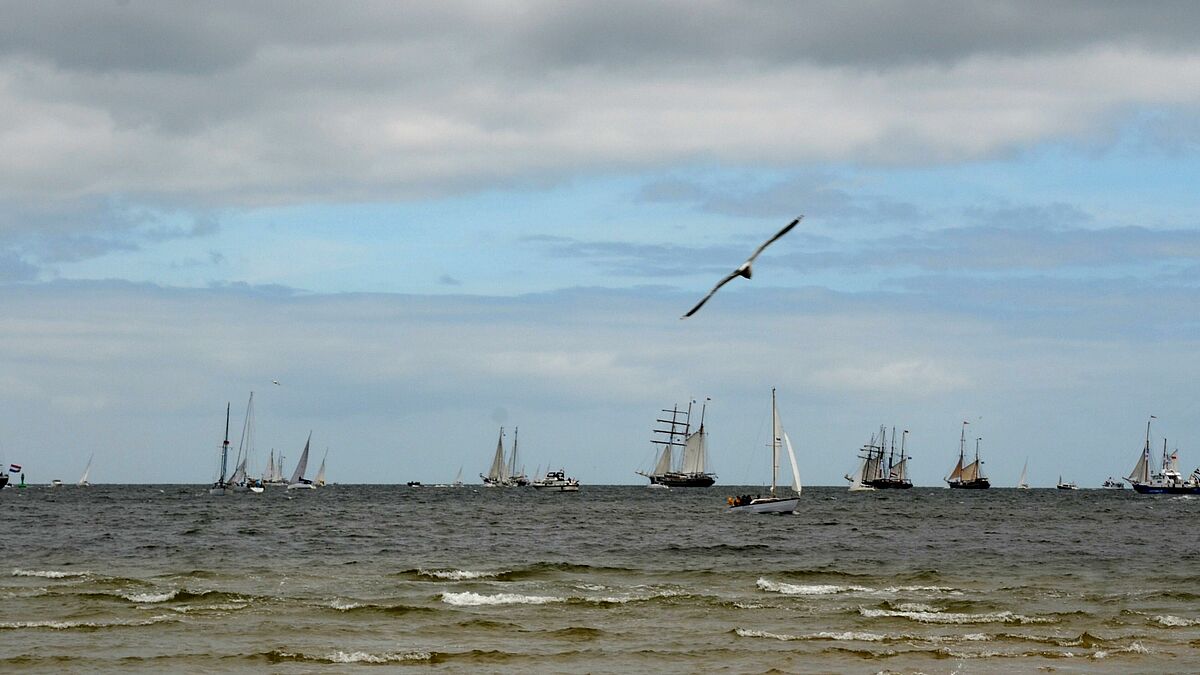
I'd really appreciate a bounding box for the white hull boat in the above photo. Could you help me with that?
[726,389,802,515]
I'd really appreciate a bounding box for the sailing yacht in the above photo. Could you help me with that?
[286,432,317,489]
[481,427,529,487]
[1127,416,1200,494]
[209,403,232,496]
[637,399,717,487]
[726,389,801,514]
[76,453,93,487]
[946,421,989,489]
[1017,459,1030,489]
[315,448,328,487]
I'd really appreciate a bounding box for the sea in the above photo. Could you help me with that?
[2,484,1198,673]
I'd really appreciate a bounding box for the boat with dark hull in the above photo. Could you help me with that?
[1127,416,1200,494]
[946,421,990,489]
[209,403,232,496]
[637,399,717,488]
[847,426,913,490]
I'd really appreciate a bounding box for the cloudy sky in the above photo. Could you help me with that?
[3,1,1200,486]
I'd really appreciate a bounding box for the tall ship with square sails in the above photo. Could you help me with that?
[637,399,716,487]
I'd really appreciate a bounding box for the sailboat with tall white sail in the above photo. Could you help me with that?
[1017,459,1030,489]
[286,432,316,489]
[481,426,528,487]
[315,448,328,487]
[726,389,801,514]
[637,400,717,487]
[209,403,232,496]
[227,392,259,493]
[76,453,93,487]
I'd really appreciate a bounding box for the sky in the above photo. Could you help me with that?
[3,1,1200,486]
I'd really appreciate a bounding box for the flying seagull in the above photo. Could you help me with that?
[681,216,802,318]
[272,380,281,386]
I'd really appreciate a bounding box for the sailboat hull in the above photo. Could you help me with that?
[948,479,991,489]
[727,497,799,514]
[865,478,913,489]
[649,473,715,487]
[287,482,316,490]
[1131,482,1200,495]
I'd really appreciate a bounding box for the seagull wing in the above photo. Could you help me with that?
[681,268,742,318]
[744,216,801,265]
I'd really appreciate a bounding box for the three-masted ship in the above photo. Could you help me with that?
[846,425,913,490]
[946,421,990,489]
[637,399,716,487]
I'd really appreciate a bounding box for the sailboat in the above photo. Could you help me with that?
[846,426,912,490]
[946,421,989,489]
[76,453,93,487]
[1127,416,1200,494]
[480,427,528,487]
[637,399,717,487]
[315,448,328,487]
[286,432,316,489]
[727,389,801,514]
[452,466,463,487]
[209,403,232,495]
[481,427,511,487]
[1017,459,1030,489]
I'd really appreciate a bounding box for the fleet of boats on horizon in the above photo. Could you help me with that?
[4,397,1198,503]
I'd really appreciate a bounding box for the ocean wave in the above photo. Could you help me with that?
[122,590,178,603]
[0,615,177,631]
[757,578,869,595]
[327,650,433,663]
[416,568,500,581]
[11,569,89,579]
[168,602,249,614]
[1152,615,1200,627]
[860,608,1054,625]
[441,591,562,606]
[735,628,890,642]
[267,649,432,664]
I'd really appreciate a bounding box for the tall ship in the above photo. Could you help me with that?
[846,425,912,490]
[1127,416,1200,495]
[946,421,989,489]
[637,399,716,487]
[481,426,529,487]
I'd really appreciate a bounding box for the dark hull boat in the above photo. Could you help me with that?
[1127,417,1200,495]
[847,425,913,490]
[946,421,990,490]
[638,400,717,488]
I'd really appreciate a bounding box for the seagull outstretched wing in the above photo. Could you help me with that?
[681,216,802,319]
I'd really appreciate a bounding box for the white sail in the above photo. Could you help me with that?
[681,428,707,474]
[289,433,312,485]
[229,457,247,485]
[77,453,93,486]
[652,446,674,476]
[848,459,874,491]
[783,432,801,495]
[1017,459,1029,488]
[453,465,463,487]
[487,428,507,482]
[315,449,328,486]
[891,458,908,481]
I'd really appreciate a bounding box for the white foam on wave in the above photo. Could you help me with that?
[1153,614,1199,627]
[326,650,432,663]
[892,602,938,613]
[169,602,249,614]
[418,568,497,580]
[123,590,178,603]
[11,569,89,579]
[328,599,363,611]
[756,578,869,595]
[0,615,177,630]
[440,591,561,606]
[860,608,1053,625]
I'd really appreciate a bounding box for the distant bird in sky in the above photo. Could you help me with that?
[272,380,281,386]
[681,216,802,319]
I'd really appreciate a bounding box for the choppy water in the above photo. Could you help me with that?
[3,485,1198,673]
